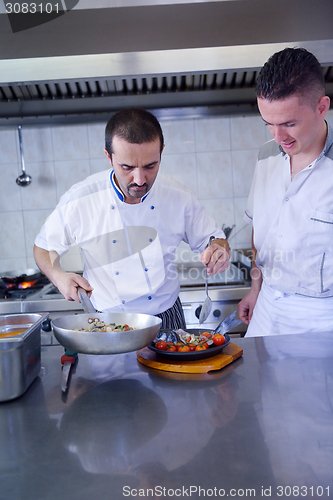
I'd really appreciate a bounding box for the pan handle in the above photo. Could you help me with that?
[77,288,97,313]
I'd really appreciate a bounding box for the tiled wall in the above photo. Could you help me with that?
[1,109,332,273]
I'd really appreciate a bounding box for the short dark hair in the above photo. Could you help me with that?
[105,108,164,156]
[256,47,326,108]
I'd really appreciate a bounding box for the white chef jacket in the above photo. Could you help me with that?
[245,122,333,298]
[35,170,225,314]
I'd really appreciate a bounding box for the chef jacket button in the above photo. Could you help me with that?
[148,296,152,300]
[285,197,289,201]
[144,268,148,272]
[279,235,282,238]
[122,300,125,304]
[112,240,116,243]
[111,205,115,209]
[149,238,152,242]
[150,206,154,210]
[115,271,119,275]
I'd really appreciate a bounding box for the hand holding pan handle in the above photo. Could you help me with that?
[77,287,98,313]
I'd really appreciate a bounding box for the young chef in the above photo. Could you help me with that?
[238,47,333,336]
[34,108,230,329]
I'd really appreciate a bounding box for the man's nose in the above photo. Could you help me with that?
[272,126,288,144]
[132,168,146,186]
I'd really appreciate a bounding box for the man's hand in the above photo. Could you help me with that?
[53,271,93,302]
[33,245,93,303]
[238,288,260,325]
[200,238,230,275]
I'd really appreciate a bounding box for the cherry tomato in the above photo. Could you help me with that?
[175,342,184,348]
[212,334,225,346]
[195,344,208,351]
[155,340,167,350]
[178,345,191,352]
[188,343,197,351]
[124,324,131,331]
[199,342,209,349]
[166,344,177,351]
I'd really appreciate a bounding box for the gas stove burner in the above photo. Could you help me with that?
[0,286,44,300]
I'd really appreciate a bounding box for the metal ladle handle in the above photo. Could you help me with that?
[18,125,26,174]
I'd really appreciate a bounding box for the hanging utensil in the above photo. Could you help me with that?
[16,125,32,187]
[199,236,215,324]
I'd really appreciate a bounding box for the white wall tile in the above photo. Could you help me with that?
[194,116,231,152]
[0,258,29,273]
[23,209,53,260]
[55,159,91,200]
[230,115,266,150]
[200,197,235,231]
[160,153,197,197]
[90,158,109,174]
[21,162,57,210]
[161,119,195,154]
[232,149,257,198]
[196,151,233,200]
[19,127,54,162]
[88,122,106,159]
[0,129,18,164]
[52,124,89,161]
[0,164,22,211]
[0,212,26,259]
[233,197,252,248]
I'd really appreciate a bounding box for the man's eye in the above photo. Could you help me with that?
[286,123,295,127]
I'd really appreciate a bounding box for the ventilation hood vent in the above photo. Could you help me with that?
[0,0,332,125]
[0,67,262,124]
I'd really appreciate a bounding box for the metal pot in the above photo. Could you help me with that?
[52,312,162,355]
[0,312,49,402]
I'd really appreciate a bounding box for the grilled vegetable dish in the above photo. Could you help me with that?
[76,318,135,332]
[152,329,225,352]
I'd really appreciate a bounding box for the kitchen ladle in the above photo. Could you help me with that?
[16,125,32,187]
[198,236,215,324]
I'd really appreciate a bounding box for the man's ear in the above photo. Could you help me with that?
[318,95,330,117]
[104,148,112,165]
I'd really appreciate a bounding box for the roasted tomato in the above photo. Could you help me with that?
[212,334,225,346]
[199,342,209,349]
[166,344,177,351]
[155,340,168,350]
[178,345,191,352]
[195,344,208,351]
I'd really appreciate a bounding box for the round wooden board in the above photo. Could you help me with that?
[137,342,243,374]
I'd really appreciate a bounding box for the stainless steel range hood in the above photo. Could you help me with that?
[0,0,332,125]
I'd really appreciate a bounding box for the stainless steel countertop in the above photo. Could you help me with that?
[1,332,333,499]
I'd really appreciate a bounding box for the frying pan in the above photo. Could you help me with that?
[52,312,162,355]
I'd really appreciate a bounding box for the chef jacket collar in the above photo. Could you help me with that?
[110,170,150,203]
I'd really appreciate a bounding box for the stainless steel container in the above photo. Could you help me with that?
[0,313,49,402]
